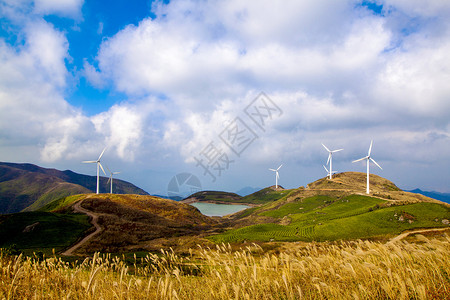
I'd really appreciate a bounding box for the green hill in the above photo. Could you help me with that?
[210,172,450,243]
[0,162,148,213]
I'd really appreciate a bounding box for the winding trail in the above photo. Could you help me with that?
[62,199,101,256]
[388,227,449,244]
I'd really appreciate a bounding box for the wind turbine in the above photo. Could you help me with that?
[322,143,343,179]
[106,165,120,194]
[82,147,107,194]
[323,165,337,179]
[269,164,282,189]
[352,140,382,194]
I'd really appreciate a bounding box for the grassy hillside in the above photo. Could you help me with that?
[241,187,292,204]
[211,173,450,243]
[0,211,90,254]
[0,162,149,213]
[0,165,90,213]
[53,194,216,254]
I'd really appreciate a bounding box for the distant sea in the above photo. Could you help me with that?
[190,202,250,217]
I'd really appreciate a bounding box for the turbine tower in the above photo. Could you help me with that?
[323,165,337,179]
[106,165,120,194]
[322,143,343,179]
[352,140,382,194]
[82,147,107,194]
[269,164,282,189]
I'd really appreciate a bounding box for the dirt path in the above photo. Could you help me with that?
[388,227,449,244]
[62,199,101,256]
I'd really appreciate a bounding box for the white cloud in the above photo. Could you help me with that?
[34,0,84,19]
[91,104,144,161]
[1,0,450,193]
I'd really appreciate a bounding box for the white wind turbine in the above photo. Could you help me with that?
[352,140,382,194]
[323,165,337,179]
[269,164,282,189]
[82,147,107,194]
[106,165,120,194]
[322,143,343,179]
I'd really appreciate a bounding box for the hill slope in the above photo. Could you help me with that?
[211,172,450,243]
[54,194,216,254]
[0,162,148,213]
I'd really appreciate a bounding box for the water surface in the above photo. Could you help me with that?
[190,202,250,217]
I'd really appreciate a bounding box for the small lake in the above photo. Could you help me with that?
[190,202,250,217]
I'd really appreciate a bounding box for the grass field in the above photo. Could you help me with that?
[1,235,448,299]
[211,194,450,243]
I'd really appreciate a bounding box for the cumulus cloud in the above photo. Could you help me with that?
[1,0,450,192]
[34,0,84,19]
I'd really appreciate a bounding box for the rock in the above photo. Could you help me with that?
[442,219,449,225]
[23,222,39,233]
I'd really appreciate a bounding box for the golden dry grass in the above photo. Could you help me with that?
[1,236,449,299]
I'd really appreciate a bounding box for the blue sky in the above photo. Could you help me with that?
[1,0,450,196]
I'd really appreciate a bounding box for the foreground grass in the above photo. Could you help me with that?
[1,236,449,299]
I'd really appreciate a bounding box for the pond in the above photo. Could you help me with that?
[190,202,250,217]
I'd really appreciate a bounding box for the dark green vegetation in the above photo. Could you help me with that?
[0,162,148,213]
[0,211,90,254]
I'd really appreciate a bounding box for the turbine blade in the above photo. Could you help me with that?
[368,140,373,156]
[107,177,111,184]
[322,143,330,152]
[323,165,329,173]
[370,157,383,170]
[352,156,368,163]
[332,149,343,153]
[277,164,283,170]
[98,162,106,175]
[105,165,111,174]
[98,146,107,161]
[113,172,120,175]
[82,160,96,163]
[276,172,280,179]
[327,153,331,165]
[269,168,276,172]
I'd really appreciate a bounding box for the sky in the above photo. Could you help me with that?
[0,0,449,197]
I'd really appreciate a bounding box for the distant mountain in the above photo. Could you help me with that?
[0,162,148,214]
[236,186,262,196]
[183,191,242,204]
[407,189,450,204]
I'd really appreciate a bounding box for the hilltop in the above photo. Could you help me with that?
[0,162,148,213]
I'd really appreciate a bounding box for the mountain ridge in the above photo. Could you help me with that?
[0,162,148,213]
